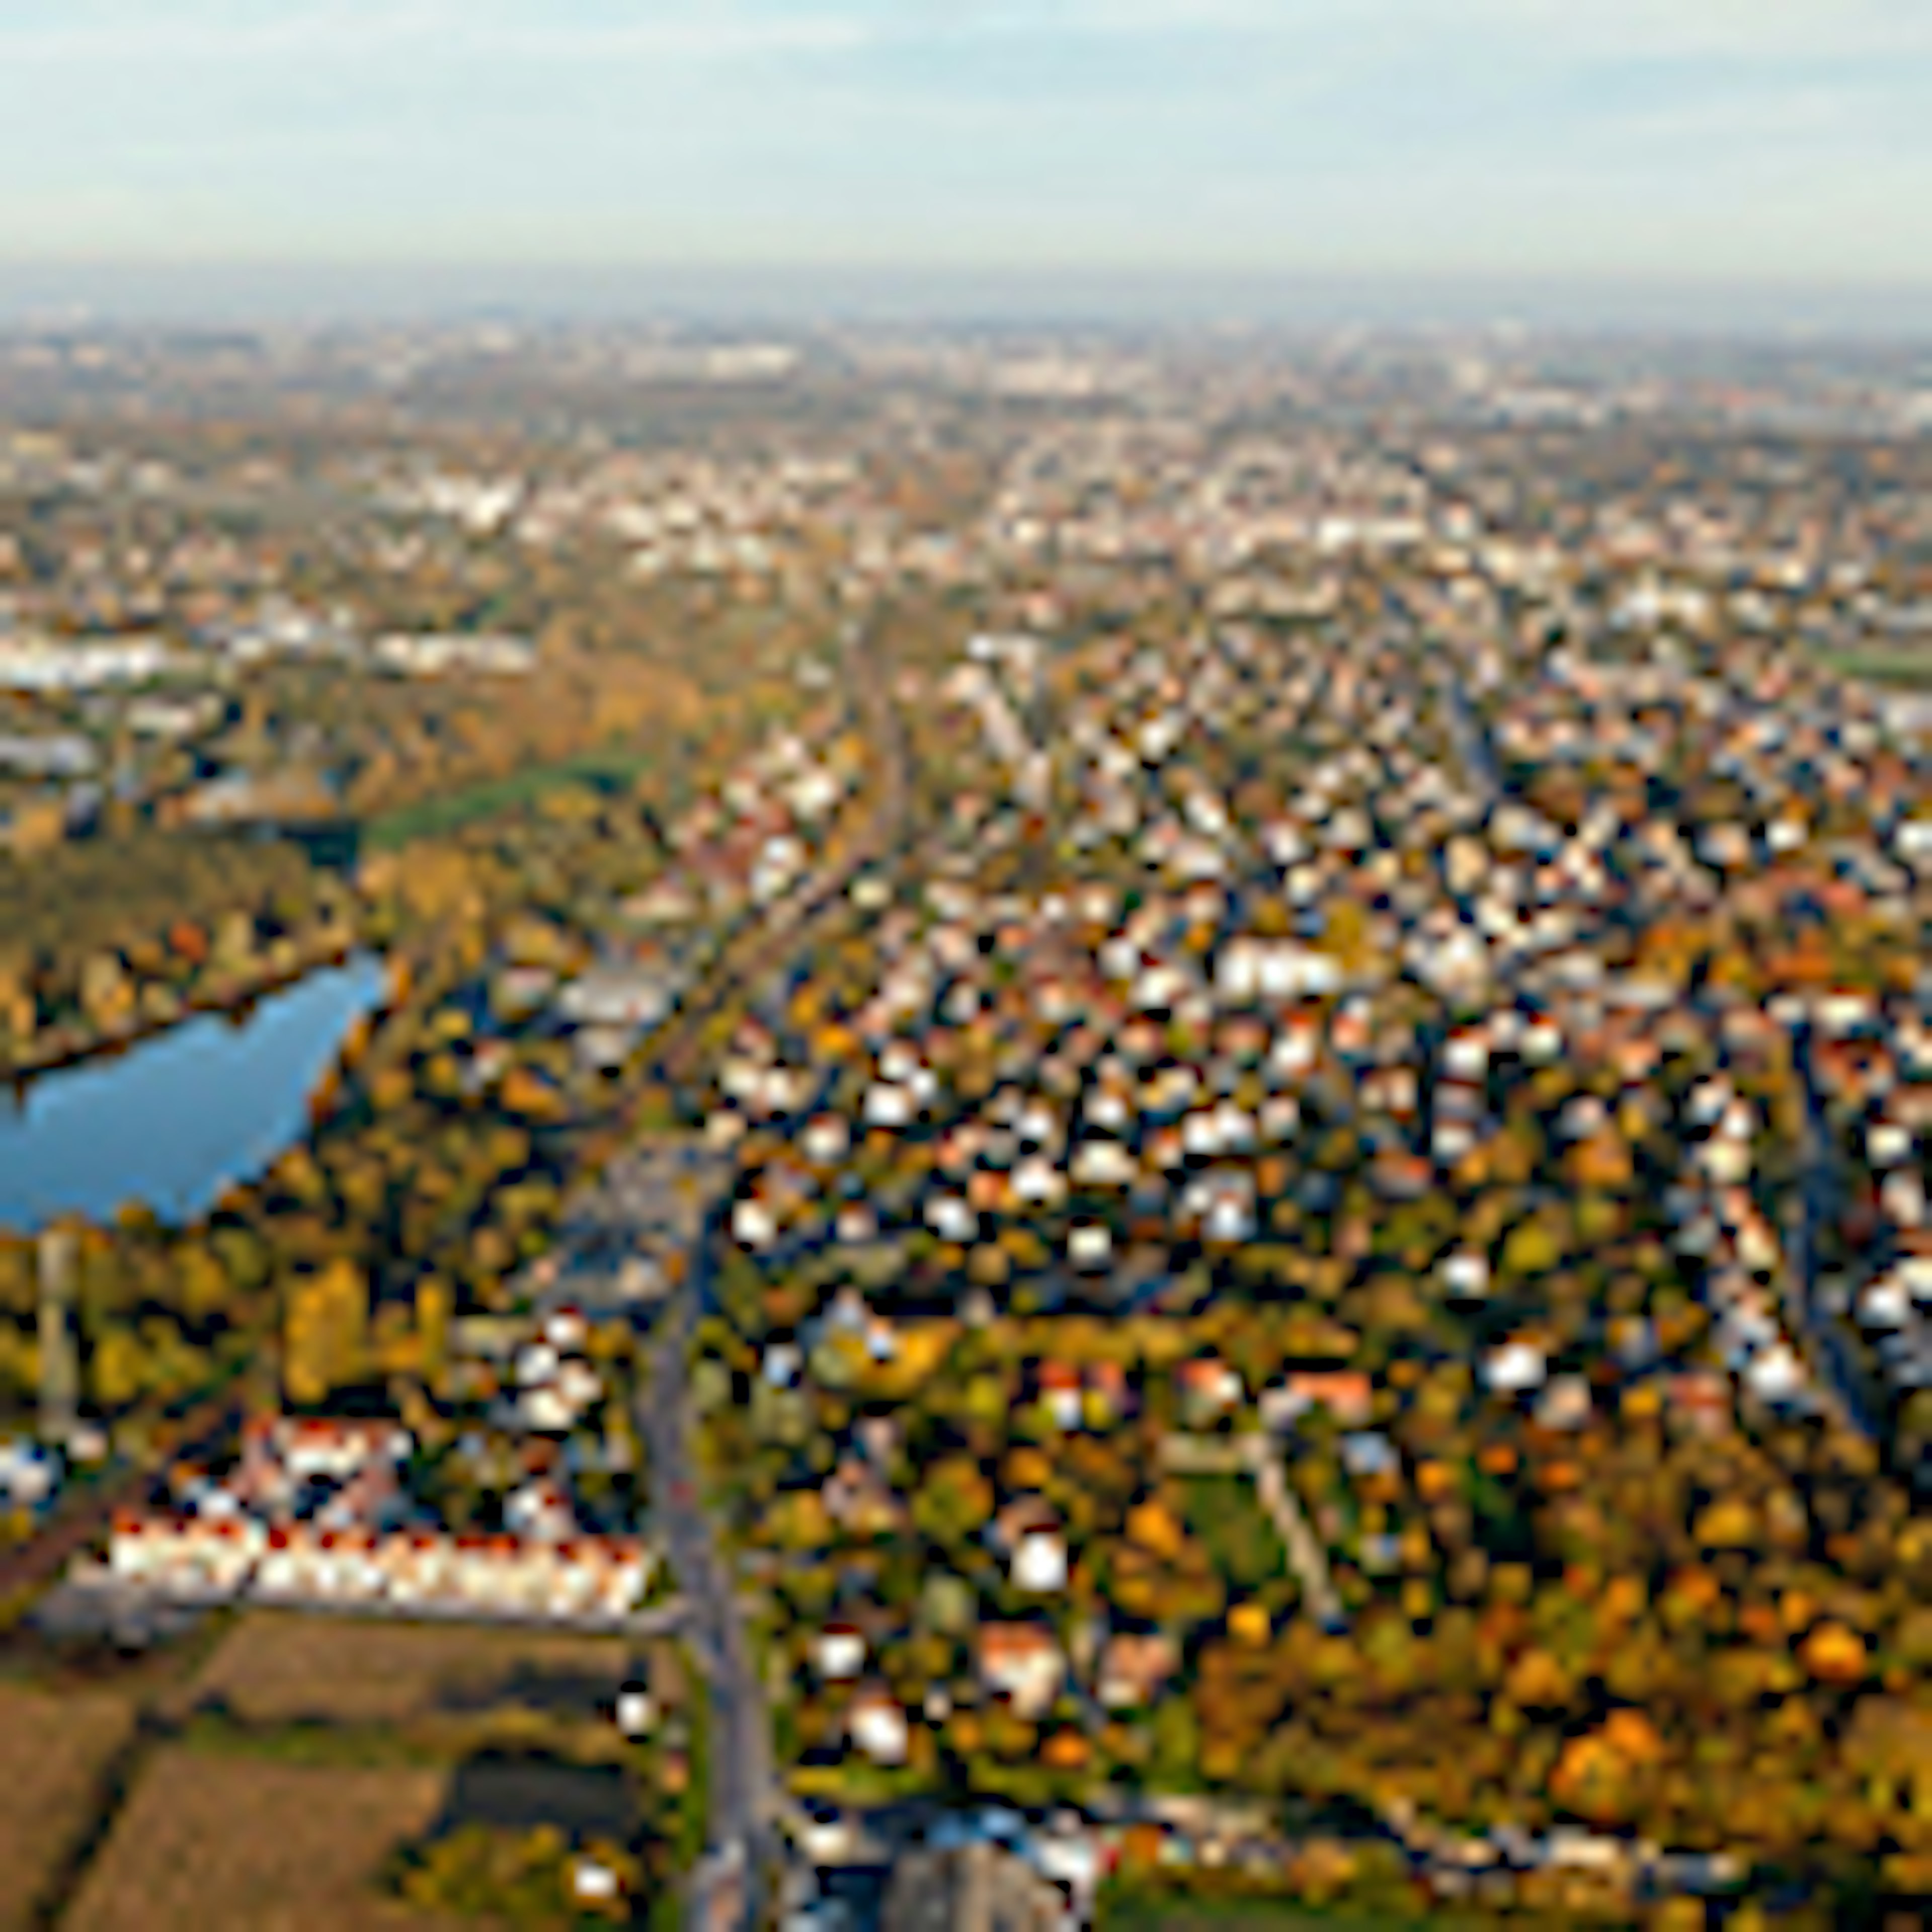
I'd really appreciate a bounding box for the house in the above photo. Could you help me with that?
[255,1523,321,1601]
[1068,1224,1112,1270]
[1086,1361,1133,1426]
[108,1510,259,1600]
[1097,1632,1177,1710]
[1743,1344,1806,1403]
[244,1416,411,1491]
[980,1624,1066,1719]
[801,1115,851,1165]
[1070,1140,1137,1187]
[1260,1371,1374,1432]
[1012,1156,1066,1207]
[554,963,678,1032]
[1667,1373,1734,1438]
[823,1458,904,1537]
[1340,1432,1400,1480]
[1533,1376,1592,1431]
[543,1308,590,1353]
[1483,1340,1548,1396]
[1013,1531,1069,1595]
[734,1198,779,1250]
[926,1195,978,1243]
[848,1685,910,1765]
[505,1478,579,1543]
[1177,1356,1242,1425]
[814,1625,867,1680]
[1038,1362,1084,1430]
[108,1476,653,1626]
[0,1438,59,1515]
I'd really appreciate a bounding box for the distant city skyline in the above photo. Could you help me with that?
[1,1,1929,320]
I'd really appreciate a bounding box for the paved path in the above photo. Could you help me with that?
[0,1386,242,1616]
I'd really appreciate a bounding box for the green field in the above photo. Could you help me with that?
[1178,1475,1289,1592]
[1814,645,1932,687]
[362,745,667,850]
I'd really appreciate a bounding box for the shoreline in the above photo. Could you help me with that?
[0,932,381,1097]
[0,945,399,1238]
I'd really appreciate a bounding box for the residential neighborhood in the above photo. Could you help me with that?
[0,324,1928,1929]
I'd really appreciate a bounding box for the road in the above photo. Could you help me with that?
[1437,664,1504,807]
[639,1279,780,1931]
[539,612,907,1930]
[655,613,908,1094]
[550,1127,775,1922]
[1784,1026,1884,1444]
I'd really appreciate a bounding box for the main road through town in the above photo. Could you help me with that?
[639,1277,776,1932]
[602,609,910,1931]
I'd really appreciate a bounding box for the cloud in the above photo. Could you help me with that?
[1035,0,1932,61]
[8,0,1927,78]
[0,2,874,65]
[1472,0,1932,62]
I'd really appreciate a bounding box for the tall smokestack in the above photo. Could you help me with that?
[38,1228,78,1445]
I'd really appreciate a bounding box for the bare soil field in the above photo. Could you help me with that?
[188,1611,630,1729]
[63,1748,480,1932]
[0,1683,136,1932]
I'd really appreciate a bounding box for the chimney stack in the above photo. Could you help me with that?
[37,1227,78,1445]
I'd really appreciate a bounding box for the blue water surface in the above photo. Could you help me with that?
[0,953,387,1230]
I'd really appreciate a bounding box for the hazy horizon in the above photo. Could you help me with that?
[3,261,1932,338]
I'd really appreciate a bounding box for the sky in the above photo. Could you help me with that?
[0,1,1927,301]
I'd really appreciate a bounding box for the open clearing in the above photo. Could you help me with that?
[189,1610,630,1729]
[62,1748,476,1932]
[0,1683,136,1931]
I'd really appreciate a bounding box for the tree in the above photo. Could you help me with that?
[1151,1695,1200,1788]
[89,1326,146,1412]
[171,1242,231,1324]
[913,1456,995,1547]
[283,1256,369,1406]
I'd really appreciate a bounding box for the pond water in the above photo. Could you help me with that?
[0,953,388,1231]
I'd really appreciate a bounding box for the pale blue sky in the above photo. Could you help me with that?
[0,0,1927,283]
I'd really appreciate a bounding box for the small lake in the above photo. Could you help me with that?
[0,953,388,1231]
